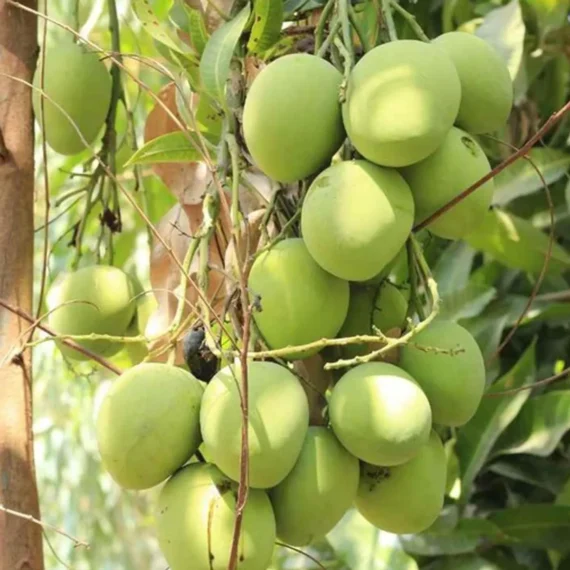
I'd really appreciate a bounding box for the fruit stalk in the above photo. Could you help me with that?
[380,0,397,40]
[389,0,430,42]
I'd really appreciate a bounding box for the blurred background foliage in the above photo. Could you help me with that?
[32,0,570,569]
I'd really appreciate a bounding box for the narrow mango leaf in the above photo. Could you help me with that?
[475,0,525,80]
[456,341,536,501]
[488,455,570,495]
[132,0,192,55]
[283,0,311,16]
[489,505,570,551]
[399,518,506,556]
[492,148,570,206]
[440,283,496,321]
[433,241,476,296]
[463,209,570,276]
[493,392,570,457]
[185,5,209,56]
[247,0,284,54]
[125,132,203,166]
[200,4,252,102]
[327,509,418,570]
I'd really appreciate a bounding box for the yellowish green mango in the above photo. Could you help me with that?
[356,430,447,534]
[343,40,461,167]
[269,427,359,546]
[33,41,112,155]
[96,363,203,490]
[243,54,345,182]
[200,361,309,488]
[156,463,276,570]
[47,265,136,360]
[248,238,349,359]
[399,321,485,427]
[301,160,414,281]
[401,127,494,240]
[433,32,513,134]
[328,362,432,466]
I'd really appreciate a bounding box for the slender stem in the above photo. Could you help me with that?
[406,238,426,321]
[338,0,355,70]
[317,16,341,57]
[381,0,397,40]
[314,0,336,54]
[390,0,430,42]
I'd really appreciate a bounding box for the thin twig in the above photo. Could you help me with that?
[485,366,570,397]
[314,0,336,54]
[276,541,328,570]
[389,0,430,42]
[381,0,397,40]
[0,298,121,374]
[0,504,89,549]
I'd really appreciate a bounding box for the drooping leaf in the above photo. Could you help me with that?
[440,283,497,321]
[475,0,525,81]
[456,341,536,501]
[132,0,194,55]
[185,5,210,56]
[327,509,418,570]
[200,4,252,102]
[399,518,506,556]
[283,0,312,16]
[125,131,203,166]
[247,0,284,54]
[493,392,570,457]
[489,505,570,551]
[492,148,570,206]
[463,209,570,276]
[433,241,477,296]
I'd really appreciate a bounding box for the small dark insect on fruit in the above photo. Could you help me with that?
[182,327,219,383]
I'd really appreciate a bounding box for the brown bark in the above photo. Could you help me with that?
[0,1,44,569]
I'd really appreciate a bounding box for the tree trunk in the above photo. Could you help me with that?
[0,1,44,569]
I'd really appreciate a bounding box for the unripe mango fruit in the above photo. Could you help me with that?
[96,363,203,490]
[33,41,112,155]
[242,54,345,182]
[269,426,359,546]
[338,281,408,359]
[156,463,276,570]
[356,430,446,534]
[433,32,513,134]
[342,40,461,167]
[248,238,349,359]
[401,127,494,240]
[301,160,414,281]
[47,265,136,360]
[399,321,485,427]
[200,361,309,488]
[328,362,432,466]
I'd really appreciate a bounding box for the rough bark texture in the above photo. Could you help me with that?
[0,1,44,569]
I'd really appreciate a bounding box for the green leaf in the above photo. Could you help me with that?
[132,0,193,55]
[433,241,476,296]
[526,0,570,34]
[440,283,497,321]
[327,509,418,570]
[492,148,570,206]
[493,392,570,457]
[125,131,203,166]
[247,0,284,54]
[456,341,536,501]
[185,5,210,56]
[399,518,506,556]
[283,0,311,16]
[475,0,525,81]
[488,456,570,495]
[200,4,252,102]
[489,505,570,551]
[463,209,570,276]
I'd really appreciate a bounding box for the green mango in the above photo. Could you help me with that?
[343,40,461,167]
[47,264,136,360]
[248,238,349,360]
[356,430,447,534]
[399,320,486,427]
[156,463,276,570]
[200,361,309,488]
[33,40,112,155]
[301,160,414,281]
[270,426,359,546]
[96,363,203,490]
[243,53,345,182]
[328,362,432,466]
